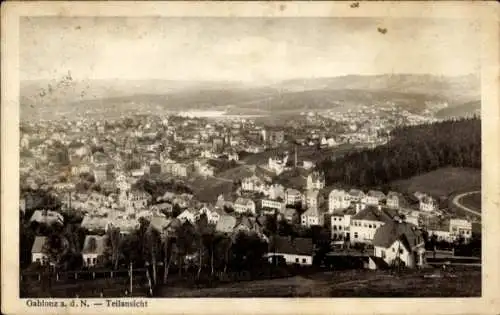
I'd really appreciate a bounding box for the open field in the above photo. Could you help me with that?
[158,268,481,297]
[457,191,481,212]
[390,167,481,198]
[187,176,235,202]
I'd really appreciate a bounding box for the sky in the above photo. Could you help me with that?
[20,17,481,82]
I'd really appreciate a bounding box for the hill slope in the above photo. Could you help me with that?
[21,74,480,120]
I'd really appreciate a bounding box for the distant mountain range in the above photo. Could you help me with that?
[20,74,480,119]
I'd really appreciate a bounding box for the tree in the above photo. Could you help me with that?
[20,221,35,268]
[43,233,69,268]
[163,237,177,284]
[175,222,197,275]
[121,232,142,267]
[316,118,480,188]
[104,227,122,270]
[144,226,162,285]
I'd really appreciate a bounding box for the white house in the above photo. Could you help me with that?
[420,195,438,212]
[31,236,49,265]
[371,220,425,269]
[199,205,221,225]
[284,188,303,206]
[267,236,314,266]
[427,222,452,242]
[228,151,239,161]
[350,206,393,244]
[306,171,325,190]
[177,208,199,224]
[267,184,285,200]
[302,189,323,210]
[301,207,325,227]
[241,175,269,194]
[348,189,366,203]
[386,191,404,209]
[82,235,108,267]
[234,197,256,215]
[328,189,351,213]
[261,199,286,212]
[330,211,353,240]
[450,218,473,241]
[119,190,152,211]
[268,154,288,175]
[363,190,386,206]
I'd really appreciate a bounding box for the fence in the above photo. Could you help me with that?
[21,268,147,282]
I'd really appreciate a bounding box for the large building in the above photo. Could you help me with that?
[350,206,393,244]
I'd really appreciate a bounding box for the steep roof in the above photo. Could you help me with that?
[149,216,172,232]
[285,188,302,196]
[235,216,254,230]
[386,191,403,199]
[234,197,254,206]
[215,215,237,233]
[31,236,47,254]
[271,236,314,256]
[352,206,393,223]
[367,190,386,199]
[29,210,64,225]
[369,256,390,269]
[349,189,365,197]
[372,221,423,249]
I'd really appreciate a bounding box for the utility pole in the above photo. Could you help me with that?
[129,262,133,295]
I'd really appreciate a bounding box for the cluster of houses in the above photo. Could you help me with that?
[28,165,474,271]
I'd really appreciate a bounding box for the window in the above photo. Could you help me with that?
[93,258,97,265]
[392,248,395,252]
[354,232,358,238]
[87,258,91,265]
[381,250,386,259]
[399,249,404,254]
[302,258,306,263]
[295,258,299,263]
[334,218,337,221]
[369,224,372,228]
[339,226,342,231]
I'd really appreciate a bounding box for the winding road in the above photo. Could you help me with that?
[451,191,481,217]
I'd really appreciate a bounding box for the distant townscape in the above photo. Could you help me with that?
[19,94,481,297]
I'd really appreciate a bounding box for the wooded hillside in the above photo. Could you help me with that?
[317,117,481,189]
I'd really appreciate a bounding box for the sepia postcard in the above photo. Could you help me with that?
[1,1,500,314]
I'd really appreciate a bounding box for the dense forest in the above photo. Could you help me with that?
[317,117,481,189]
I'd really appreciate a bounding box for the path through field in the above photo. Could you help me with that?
[452,191,481,217]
